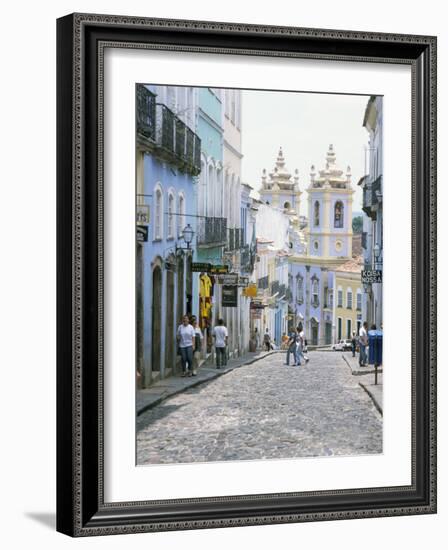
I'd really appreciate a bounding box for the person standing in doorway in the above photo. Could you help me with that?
[263,328,271,351]
[213,318,228,369]
[358,321,368,366]
[190,315,203,377]
[177,315,195,377]
[351,331,357,358]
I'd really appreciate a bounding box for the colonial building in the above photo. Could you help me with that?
[222,88,244,357]
[334,256,364,341]
[359,95,383,327]
[136,84,201,386]
[287,145,358,345]
[196,88,226,340]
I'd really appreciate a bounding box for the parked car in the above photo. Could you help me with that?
[332,339,352,351]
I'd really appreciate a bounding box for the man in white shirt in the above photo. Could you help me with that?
[177,315,196,376]
[358,321,368,366]
[212,318,228,369]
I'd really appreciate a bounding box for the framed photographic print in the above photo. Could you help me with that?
[57,13,437,536]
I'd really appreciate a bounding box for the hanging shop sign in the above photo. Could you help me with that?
[222,285,238,307]
[250,301,265,310]
[238,276,249,287]
[192,262,212,272]
[136,204,150,225]
[209,264,229,275]
[218,273,239,285]
[136,225,148,242]
[361,269,382,284]
[242,283,257,297]
[250,309,262,319]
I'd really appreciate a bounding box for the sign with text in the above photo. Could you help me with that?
[361,269,383,284]
[218,273,239,285]
[136,225,148,242]
[191,262,212,272]
[191,263,230,274]
[209,265,229,275]
[222,285,238,307]
[250,302,265,310]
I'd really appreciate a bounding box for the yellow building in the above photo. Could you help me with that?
[334,256,363,341]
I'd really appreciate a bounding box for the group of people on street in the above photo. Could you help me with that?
[284,323,309,366]
[177,315,229,376]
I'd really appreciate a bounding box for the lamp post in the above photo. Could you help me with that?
[373,243,382,269]
[181,223,194,250]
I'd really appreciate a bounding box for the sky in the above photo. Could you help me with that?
[240,89,371,215]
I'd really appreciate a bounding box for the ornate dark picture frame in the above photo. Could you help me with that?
[56,13,437,536]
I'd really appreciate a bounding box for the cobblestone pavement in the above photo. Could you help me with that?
[137,351,383,464]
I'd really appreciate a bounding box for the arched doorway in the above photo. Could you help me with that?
[151,265,162,372]
[176,255,184,326]
[165,259,175,372]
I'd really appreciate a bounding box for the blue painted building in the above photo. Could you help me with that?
[136,84,201,386]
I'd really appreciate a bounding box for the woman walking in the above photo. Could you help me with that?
[177,315,195,377]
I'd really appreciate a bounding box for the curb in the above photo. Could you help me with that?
[137,350,280,416]
[359,382,383,416]
[342,354,383,376]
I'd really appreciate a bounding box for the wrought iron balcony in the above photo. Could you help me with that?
[196,217,227,247]
[136,85,201,176]
[257,275,269,290]
[240,244,255,274]
[278,284,287,300]
[270,280,280,296]
[136,85,156,141]
[227,228,244,251]
[362,175,382,220]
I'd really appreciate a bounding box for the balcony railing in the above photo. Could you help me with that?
[270,280,280,296]
[362,175,382,220]
[196,217,227,247]
[136,85,201,176]
[136,86,156,141]
[278,284,287,299]
[227,228,244,251]
[257,275,269,290]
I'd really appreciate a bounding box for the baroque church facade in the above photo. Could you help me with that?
[258,145,360,346]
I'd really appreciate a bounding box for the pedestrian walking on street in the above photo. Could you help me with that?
[213,319,228,369]
[177,315,196,377]
[190,315,203,376]
[358,321,368,366]
[285,329,298,366]
[263,328,271,351]
[296,323,309,365]
[351,331,357,358]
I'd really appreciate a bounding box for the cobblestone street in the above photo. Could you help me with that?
[137,351,382,464]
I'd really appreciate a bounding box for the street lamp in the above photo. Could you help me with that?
[181,223,194,250]
[373,243,382,268]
